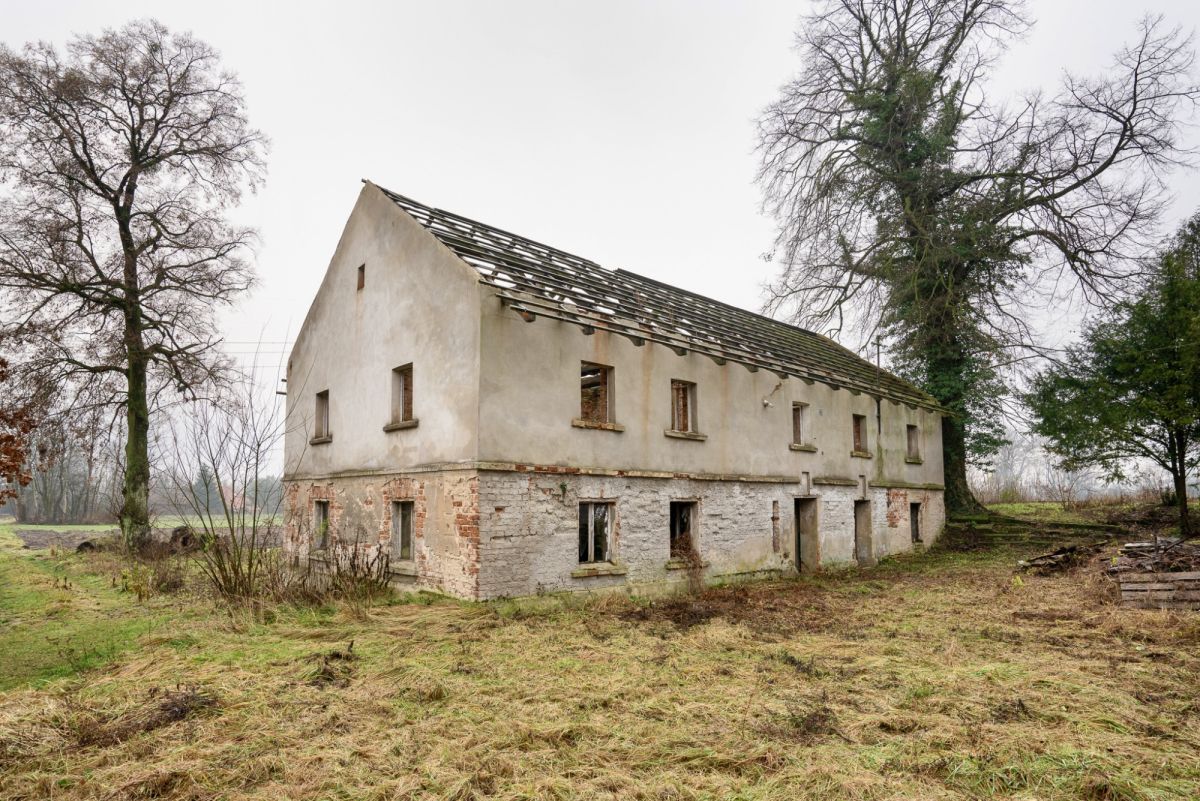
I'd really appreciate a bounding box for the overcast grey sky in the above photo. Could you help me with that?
[5,0,1200,374]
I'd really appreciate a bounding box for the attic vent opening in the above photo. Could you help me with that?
[357,264,365,291]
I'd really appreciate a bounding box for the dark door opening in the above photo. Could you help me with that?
[910,502,922,543]
[795,498,819,573]
[669,501,696,559]
[854,500,874,566]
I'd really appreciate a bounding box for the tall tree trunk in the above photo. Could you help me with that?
[1172,429,1191,540]
[117,179,151,552]
[121,348,152,550]
[920,295,987,516]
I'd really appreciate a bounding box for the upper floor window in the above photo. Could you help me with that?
[851,413,867,454]
[392,364,413,423]
[670,380,696,433]
[357,263,365,291]
[313,390,331,442]
[580,362,612,424]
[792,402,807,445]
[906,424,921,461]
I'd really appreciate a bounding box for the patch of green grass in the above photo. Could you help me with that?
[0,521,182,689]
[987,501,1094,525]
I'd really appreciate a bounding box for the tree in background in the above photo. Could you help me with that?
[1029,214,1200,538]
[756,0,1199,513]
[0,357,37,505]
[0,20,266,549]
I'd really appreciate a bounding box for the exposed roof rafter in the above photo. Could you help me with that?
[375,183,941,411]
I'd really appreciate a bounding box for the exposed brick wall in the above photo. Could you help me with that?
[283,471,943,600]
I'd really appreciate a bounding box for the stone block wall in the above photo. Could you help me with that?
[283,469,944,600]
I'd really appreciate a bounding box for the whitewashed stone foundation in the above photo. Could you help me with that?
[284,468,944,600]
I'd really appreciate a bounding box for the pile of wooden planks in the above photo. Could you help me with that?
[1118,571,1200,610]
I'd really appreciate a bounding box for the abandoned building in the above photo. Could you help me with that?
[282,181,947,600]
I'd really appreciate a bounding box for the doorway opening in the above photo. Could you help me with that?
[854,500,874,566]
[795,498,819,573]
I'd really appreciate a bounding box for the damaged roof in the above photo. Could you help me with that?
[375,182,940,410]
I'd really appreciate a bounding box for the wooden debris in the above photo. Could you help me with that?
[1017,542,1106,574]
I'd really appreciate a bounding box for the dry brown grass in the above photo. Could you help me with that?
[1,546,1198,800]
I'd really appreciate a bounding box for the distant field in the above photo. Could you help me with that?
[1,521,1197,799]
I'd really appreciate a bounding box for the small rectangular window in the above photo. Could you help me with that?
[357,263,365,291]
[906,424,920,459]
[315,390,330,439]
[580,362,612,423]
[669,501,697,559]
[391,364,413,423]
[910,502,922,543]
[792,402,807,445]
[670,380,696,433]
[391,500,414,561]
[578,502,613,563]
[852,413,866,452]
[314,500,330,550]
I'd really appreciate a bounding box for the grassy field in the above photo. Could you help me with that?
[1,522,1198,800]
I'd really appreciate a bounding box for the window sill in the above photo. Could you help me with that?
[850,450,873,459]
[664,429,707,441]
[389,561,418,576]
[789,443,818,453]
[572,418,626,432]
[665,557,710,570]
[905,456,923,465]
[383,418,419,432]
[310,435,332,446]
[571,562,627,578]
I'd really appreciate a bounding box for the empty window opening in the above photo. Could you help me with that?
[315,390,330,439]
[671,380,696,432]
[356,263,365,290]
[910,502,922,544]
[852,413,866,452]
[792,402,807,444]
[906,424,920,459]
[578,502,613,563]
[392,500,414,561]
[391,364,414,423]
[314,500,330,550]
[580,362,612,423]
[669,501,697,559]
[795,497,819,573]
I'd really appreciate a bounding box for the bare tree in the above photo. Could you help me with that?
[0,20,267,548]
[757,1,1198,513]
[164,375,287,602]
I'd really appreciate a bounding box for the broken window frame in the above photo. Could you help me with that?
[791,402,808,445]
[391,364,414,424]
[578,501,614,564]
[315,390,331,440]
[579,362,613,424]
[391,500,414,561]
[906,424,920,460]
[669,500,698,560]
[313,500,330,550]
[670,380,697,433]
